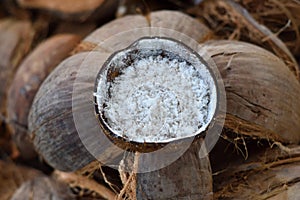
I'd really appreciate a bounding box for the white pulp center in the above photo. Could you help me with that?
[97,52,216,143]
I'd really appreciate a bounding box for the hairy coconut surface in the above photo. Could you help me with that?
[7,34,80,160]
[54,170,116,199]
[236,0,300,56]
[189,0,300,79]
[213,143,300,199]
[200,40,300,144]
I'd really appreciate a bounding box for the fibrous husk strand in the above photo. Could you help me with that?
[236,0,300,56]
[190,0,300,79]
[54,170,117,199]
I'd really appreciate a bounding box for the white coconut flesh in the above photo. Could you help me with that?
[94,38,217,143]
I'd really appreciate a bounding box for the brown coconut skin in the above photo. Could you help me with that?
[28,53,96,172]
[16,0,118,22]
[7,34,81,160]
[11,177,75,200]
[119,139,213,200]
[0,161,43,200]
[0,18,35,124]
[80,10,212,52]
[201,40,300,144]
[212,143,300,199]
[28,10,212,172]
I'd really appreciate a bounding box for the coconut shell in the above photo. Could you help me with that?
[213,144,300,199]
[11,177,75,200]
[71,9,213,55]
[0,161,43,200]
[28,53,96,171]
[77,10,212,53]
[0,18,35,123]
[7,34,81,160]
[119,139,213,200]
[200,40,300,144]
[16,0,118,22]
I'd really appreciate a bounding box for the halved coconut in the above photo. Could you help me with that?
[94,37,218,152]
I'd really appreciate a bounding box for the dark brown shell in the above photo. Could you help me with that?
[7,34,80,160]
[201,40,300,144]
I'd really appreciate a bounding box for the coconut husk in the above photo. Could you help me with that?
[0,18,35,122]
[212,141,300,199]
[236,0,300,57]
[0,18,35,158]
[6,34,81,160]
[118,139,213,200]
[189,0,300,80]
[54,170,117,199]
[0,161,43,200]
[11,176,76,200]
[16,0,118,22]
[200,40,300,144]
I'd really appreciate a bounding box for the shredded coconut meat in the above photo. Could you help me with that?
[99,55,211,142]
